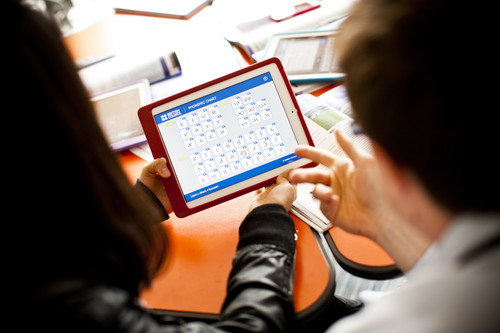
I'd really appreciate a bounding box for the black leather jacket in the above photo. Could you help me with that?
[30,199,296,332]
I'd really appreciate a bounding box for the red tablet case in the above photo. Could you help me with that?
[138,57,314,217]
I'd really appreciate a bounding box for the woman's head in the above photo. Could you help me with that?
[6,0,167,294]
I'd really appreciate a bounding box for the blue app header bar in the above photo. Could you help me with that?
[155,72,273,124]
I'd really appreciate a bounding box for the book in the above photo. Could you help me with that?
[296,84,353,132]
[79,50,181,96]
[112,0,212,20]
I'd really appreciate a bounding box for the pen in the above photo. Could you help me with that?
[351,120,364,135]
[316,13,349,30]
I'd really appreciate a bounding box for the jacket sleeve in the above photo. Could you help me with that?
[134,179,170,221]
[46,204,296,333]
[133,177,296,330]
[179,204,296,332]
[214,204,296,332]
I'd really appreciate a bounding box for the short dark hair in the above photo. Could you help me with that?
[336,0,499,213]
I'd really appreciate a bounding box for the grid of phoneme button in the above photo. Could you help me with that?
[176,93,286,186]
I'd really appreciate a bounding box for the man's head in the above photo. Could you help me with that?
[336,0,498,214]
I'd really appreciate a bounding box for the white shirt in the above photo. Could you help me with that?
[327,213,500,333]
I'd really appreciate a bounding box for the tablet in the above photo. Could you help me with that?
[91,80,151,151]
[264,30,344,83]
[139,58,314,217]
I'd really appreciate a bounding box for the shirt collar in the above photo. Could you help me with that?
[408,213,500,278]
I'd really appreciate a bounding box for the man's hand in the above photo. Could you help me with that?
[290,130,384,239]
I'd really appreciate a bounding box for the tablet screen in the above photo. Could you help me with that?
[92,80,150,150]
[275,35,337,74]
[153,72,300,204]
[264,30,344,83]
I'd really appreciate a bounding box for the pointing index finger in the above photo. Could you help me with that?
[294,145,337,168]
[335,129,369,166]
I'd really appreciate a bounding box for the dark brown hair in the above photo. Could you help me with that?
[336,0,499,213]
[6,0,167,295]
